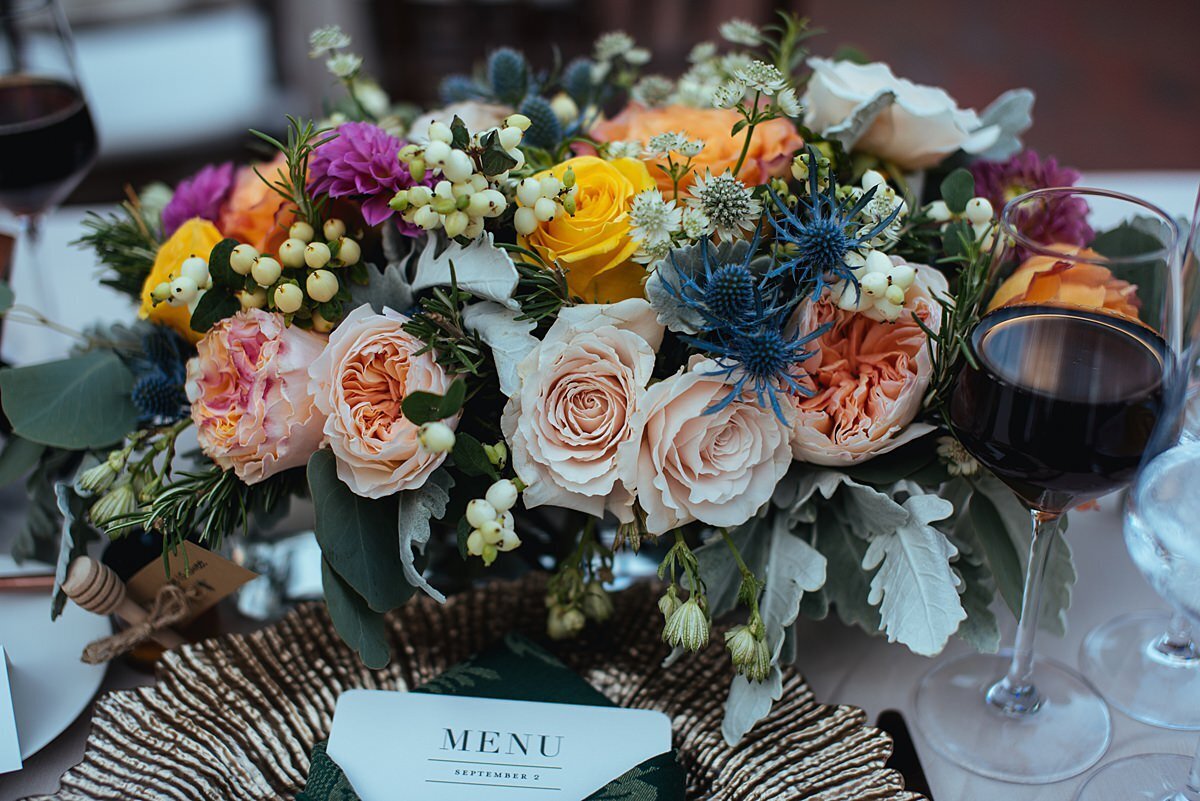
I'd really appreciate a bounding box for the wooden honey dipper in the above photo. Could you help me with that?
[62,556,185,649]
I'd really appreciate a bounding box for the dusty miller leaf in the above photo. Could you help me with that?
[975,88,1035,162]
[410,233,520,308]
[821,89,896,151]
[350,262,414,314]
[398,470,454,603]
[462,302,538,397]
[722,671,784,746]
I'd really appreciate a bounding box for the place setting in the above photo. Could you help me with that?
[0,3,1198,799]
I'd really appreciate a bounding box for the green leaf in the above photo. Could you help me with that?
[0,436,44,487]
[190,289,240,334]
[966,489,1025,619]
[456,517,471,560]
[0,352,138,449]
[478,130,518,176]
[952,559,1001,653]
[321,558,390,669]
[940,168,975,214]
[401,378,466,425]
[398,470,454,602]
[0,281,12,314]
[814,515,881,633]
[731,118,748,136]
[842,434,940,486]
[451,432,498,479]
[308,450,411,612]
[206,238,239,288]
[449,115,470,150]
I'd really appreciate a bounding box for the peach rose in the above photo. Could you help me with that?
[590,103,802,195]
[501,299,664,522]
[988,243,1140,319]
[218,152,295,255]
[619,361,792,535]
[185,309,326,484]
[518,156,656,304]
[788,261,948,465]
[307,304,456,498]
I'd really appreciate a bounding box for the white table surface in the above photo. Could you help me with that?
[0,172,1198,800]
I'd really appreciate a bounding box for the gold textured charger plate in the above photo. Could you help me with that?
[26,576,923,800]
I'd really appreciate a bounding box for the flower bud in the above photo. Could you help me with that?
[76,460,118,495]
[408,157,427,182]
[230,244,259,275]
[485,479,519,513]
[505,113,532,131]
[562,195,577,216]
[483,441,508,469]
[273,283,304,314]
[150,282,172,303]
[662,596,709,652]
[288,221,315,243]
[465,498,498,527]
[547,607,586,640]
[389,190,410,212]
[562,168,577,189]
[725,624,772,682]
[658,586,682,621]
[407,185,433,206]
[418,421,457,454]
[89,482,138,527]
[582,582,614,623]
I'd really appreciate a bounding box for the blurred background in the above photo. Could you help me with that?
[61,0,1200,205]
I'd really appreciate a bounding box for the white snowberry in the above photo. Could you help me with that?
[252,256,282,287]
[465,498,498,528]
[306,269,339,303]
[485,479,518,513]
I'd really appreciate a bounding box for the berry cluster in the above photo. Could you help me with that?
[512,168,579,235]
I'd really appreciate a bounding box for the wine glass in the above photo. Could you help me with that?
[1075,442,1200,801]
[0,0,97,291]
[1079,186,1200,730]
[913,187,1182,783]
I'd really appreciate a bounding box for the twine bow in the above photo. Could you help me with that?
[81,583,200,664]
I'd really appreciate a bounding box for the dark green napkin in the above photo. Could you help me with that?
[298,633,684,801]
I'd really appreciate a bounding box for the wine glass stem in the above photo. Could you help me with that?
[986,509,1061,716]
[1156,610,1200,662]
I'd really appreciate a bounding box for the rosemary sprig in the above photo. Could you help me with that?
[402,261,490,376]
[73,188,162,303]
[249,116,336,226]
[504,243,579,324]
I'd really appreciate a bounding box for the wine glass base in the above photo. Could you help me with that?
[914,650,1111,784]
[1081,611,1200,730]
[1073,753,1192,801]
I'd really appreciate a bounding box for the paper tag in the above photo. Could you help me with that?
[327,690,671,801]
[126,542,256,621]
[0,647,21,774]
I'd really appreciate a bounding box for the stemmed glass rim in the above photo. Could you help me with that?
[1001,186,1180,267]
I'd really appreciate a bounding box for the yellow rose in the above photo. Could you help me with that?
[139,217,224,343]
[518,156,655,303]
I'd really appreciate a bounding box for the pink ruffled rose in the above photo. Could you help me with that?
[308,304,456,498]
[787,261,948,466]
[619,360,793,535]
[502,299,664,522]
[185,309,326,484]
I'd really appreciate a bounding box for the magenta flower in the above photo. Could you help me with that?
[309,122,425,233]
[162,162,235,237]
[971,151,1093,248]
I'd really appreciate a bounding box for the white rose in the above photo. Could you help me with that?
[803,57,1002,170]
[501,298,664,522]
[408,101,513,143]
[619,361,793,535]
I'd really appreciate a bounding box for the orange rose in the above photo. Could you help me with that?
[217,152,296,255]
[988,243,1140,319]
[591,104,802,196]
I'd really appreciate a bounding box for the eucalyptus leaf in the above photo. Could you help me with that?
[0,435,44,488]
[308,450,411,612]
[321,558,390,669]
[397,469,454,602]
[940,169,975,215]
[863,492,966,655]
[0,351,138,449]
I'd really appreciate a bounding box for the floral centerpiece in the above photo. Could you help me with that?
[0,14,1127,742]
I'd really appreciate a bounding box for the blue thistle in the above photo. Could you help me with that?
[562,58,594,105]
[769,145,902,298]
[132,369,186,424]
[488,48,528,106]
[128,326,189,424]
[439,74,485,104]
[519,95,563,150]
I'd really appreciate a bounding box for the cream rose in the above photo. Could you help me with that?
[804,57,1001,170]
[185,309,326,484]
[502,298,664,522]
[407,100,513,143]
[308,304,456,498]
[787,261,948,465]
[619,361,792,535]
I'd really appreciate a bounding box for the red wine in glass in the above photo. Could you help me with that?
[0,74,96,216]
[950,303,1167,512]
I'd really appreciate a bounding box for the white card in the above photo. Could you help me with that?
[0,647,21,774]
[327,690,671,801]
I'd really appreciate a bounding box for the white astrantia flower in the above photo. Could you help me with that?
[776,87,803,118]
[680,206,711,240]
[633,237,673,266]
[711,81,745,110]
[687,170,762,242]
[677,138,705,158]
[632,75,674,108]
[625,47,651,66]
[646,131,688,157]
[629,189,683,248]
[689,41,717,64]
[605,140,645,160]
[675,76,718,108]
[735,60,788,95]
[720,52,755,76]
[720,18,761,46]
[309,25,351,57]
[326,53,363,79]
[937,435,979,477]
[594,31,635,61]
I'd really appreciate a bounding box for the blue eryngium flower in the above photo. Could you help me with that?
[662,225,772,333]
[769,145,902,297]
[129,326,189,424]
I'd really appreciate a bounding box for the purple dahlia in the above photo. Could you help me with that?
[308,121,426,234]
[970,151,1093,248]
[161,162,235,237]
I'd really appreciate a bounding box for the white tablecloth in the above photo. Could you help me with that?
[1,172,1198,800]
